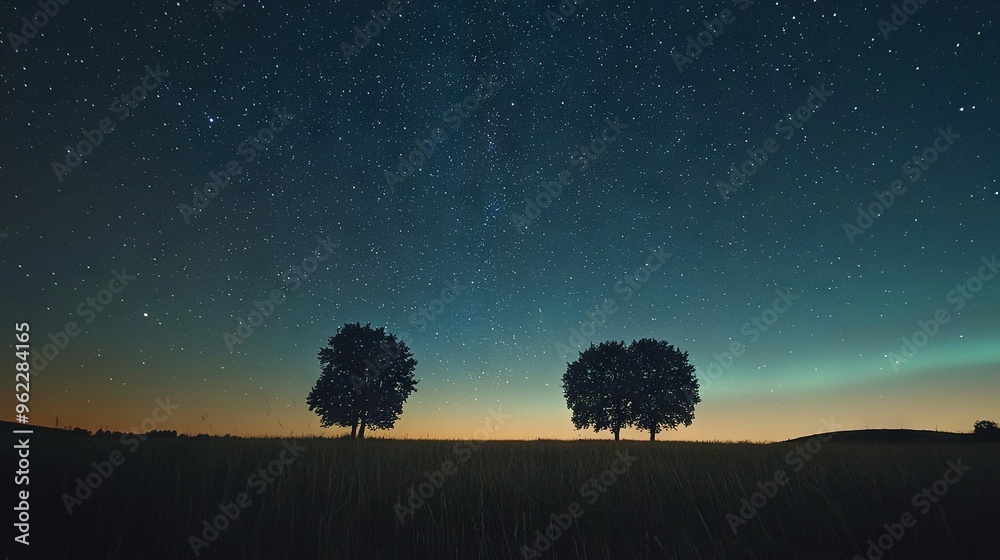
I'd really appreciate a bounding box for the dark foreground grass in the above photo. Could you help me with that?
[8,432,999,560]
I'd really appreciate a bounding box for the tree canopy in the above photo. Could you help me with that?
[306,322,418,439]
[562,338,700,440]
[974,420,999,441]
[562,341,632,441]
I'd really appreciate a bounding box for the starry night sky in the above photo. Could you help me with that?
[2,0,997,440]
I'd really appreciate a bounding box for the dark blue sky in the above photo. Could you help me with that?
[2,0,997,439]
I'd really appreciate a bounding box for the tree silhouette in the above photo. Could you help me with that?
[307,322,418,439]
[629,338,700,441]
[974,420,999,441]
[562,341,632,440]
[562,338,700,441]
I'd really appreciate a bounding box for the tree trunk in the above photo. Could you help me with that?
[358,417,366,439]
[350,420,357,439]
[613,428,620,441]
[650,430,656,441]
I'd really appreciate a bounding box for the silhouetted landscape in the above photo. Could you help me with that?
[5,420,999,559]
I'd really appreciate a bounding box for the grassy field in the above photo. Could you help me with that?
[8,429,999,560]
